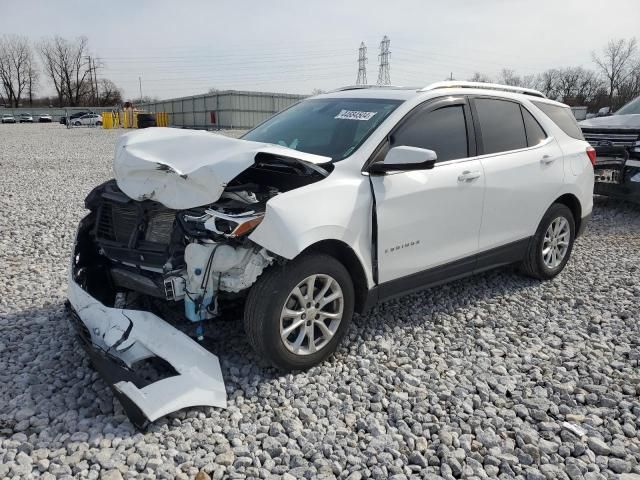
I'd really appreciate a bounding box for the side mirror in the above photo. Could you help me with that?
[369,146,437,174]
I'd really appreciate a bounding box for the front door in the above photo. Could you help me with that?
[370,97,485,287]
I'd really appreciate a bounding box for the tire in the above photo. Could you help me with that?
[244,253,354,371]
[73,121,81,126]
[520,203,575,280]
[96,121,102,126]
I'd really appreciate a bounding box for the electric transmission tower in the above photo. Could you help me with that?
[377,35,391,85]
[356,42,367,85]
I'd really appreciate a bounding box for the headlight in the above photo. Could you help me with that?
[204,211,264,238]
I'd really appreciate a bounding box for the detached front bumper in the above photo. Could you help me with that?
[66,277,227,428]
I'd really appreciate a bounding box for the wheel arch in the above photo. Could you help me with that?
[301,239,370,314]
[553,193,583,236]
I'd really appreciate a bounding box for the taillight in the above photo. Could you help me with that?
[586,146,596,166]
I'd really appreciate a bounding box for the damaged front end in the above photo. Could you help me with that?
[67,129,330,427]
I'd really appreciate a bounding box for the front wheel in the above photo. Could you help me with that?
[96,121,102,126]
[244,253,354,371]
[73,121,81,126]
[520,203,575,280]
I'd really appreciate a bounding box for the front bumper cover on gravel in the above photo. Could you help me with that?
[66,277,227,429]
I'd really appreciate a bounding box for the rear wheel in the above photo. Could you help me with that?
[520,203,575,280]
[73,121,81,126]
[96,121,102,126]
[244,253,354,370]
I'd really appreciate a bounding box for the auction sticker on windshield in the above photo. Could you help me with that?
[334,109,378,121]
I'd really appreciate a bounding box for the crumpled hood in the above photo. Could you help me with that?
[580,114,640,130]
[114,127,330,209]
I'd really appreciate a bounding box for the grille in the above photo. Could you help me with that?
[145,210,176,244]
[96,201,176,245]
[583,132,639,148]
[96,202,139,243]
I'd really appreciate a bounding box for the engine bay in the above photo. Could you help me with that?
[75,153,330,336]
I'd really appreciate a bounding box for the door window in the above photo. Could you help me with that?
[391,105,469,162]
[474,98,527,154]
[521,107,547,146]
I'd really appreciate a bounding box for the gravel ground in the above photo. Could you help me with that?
[1,123,639,480]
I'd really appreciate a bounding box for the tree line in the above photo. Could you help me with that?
[468,38,640,112]
[0,35,123,108]
[2,35,639,112]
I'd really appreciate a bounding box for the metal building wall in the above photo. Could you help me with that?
[140,90,307,130]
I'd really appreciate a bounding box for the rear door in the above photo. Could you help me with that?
[371,96,485,285]
[471,96,564,253]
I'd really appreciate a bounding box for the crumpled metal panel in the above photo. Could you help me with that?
[114,127,330,210]
[67,277,227,424]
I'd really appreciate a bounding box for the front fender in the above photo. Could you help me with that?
[249,171,375,287]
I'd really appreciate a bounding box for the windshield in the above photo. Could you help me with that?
[242,97,403,161]
[615,97,640,115]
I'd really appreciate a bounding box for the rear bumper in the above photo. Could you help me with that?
[66,276,227,428]
[594,180,640,204]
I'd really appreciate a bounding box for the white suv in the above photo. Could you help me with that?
[68,81,594,425]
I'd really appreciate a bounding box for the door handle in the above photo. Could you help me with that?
[540,155,555,165]
[458,170,481,182]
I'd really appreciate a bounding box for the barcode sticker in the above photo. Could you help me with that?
[334,109,377,121]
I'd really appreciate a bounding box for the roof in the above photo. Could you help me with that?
[315,81,562,104]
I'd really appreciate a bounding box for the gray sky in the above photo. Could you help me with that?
[5,0,640,99]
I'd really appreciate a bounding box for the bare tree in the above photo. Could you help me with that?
[38,36,92,106]
[27,61,38,106]
[616,58,640,106]
[537,69,560,99]
[98,78,122,106]
[497,69,521,86]
[0,35,36,107]
[468,72,492,83]
[592,37,637,106]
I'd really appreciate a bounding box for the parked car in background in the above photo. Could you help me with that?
[580,96,640,203]
[68,81,594,427]
[38,114,53,123]
[19,113,33,123]
[1,114,16,124]
[60,111,92,125]
[72,113,102,126]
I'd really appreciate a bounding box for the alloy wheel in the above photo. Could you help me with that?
[279,274,344,356]
[542,216,570,269]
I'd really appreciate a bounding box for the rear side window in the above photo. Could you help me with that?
[532,101,584,140]
[474,98,527,154]
[521,107,547,146]
[391,105,468,162]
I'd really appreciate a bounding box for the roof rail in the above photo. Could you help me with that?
[331,84,413,92]
[420,81,547,99]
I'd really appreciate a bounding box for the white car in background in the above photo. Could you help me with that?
[72,113,102,126]
[68,81,594,427]
[38,113,53,123]
[1,114,16,123]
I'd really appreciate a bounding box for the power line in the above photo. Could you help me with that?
[356,42,367,85]
[377,36,391,86]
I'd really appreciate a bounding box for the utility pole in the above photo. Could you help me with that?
[376,36,391,86]
[93,58,100,104]
[356,42,367,85]
[138,76,143,103]
[450,72,453,81]
[86,55,95,104]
